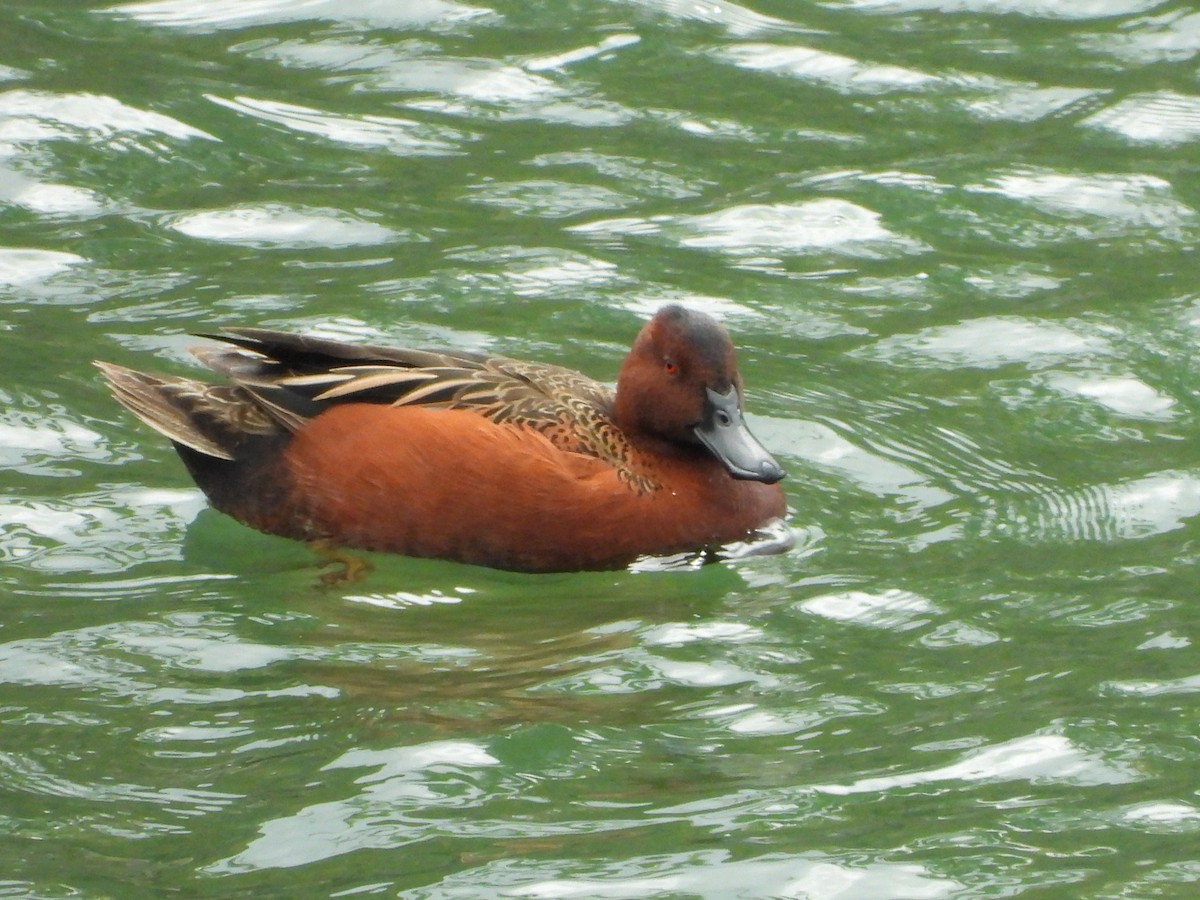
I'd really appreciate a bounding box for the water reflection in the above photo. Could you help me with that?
[625,0,796,36]
[1083,9,1200,64]
[570,199,928,259]
[1083,90,1200,145]
[166,203,403,248]
[0,248,85,285]
[813,733,1137,795]
[858,316,1107,369]
[206,95,476,155]
[209,739,503,872]
[717,43,938,93]
[0,486,203,571]
[0,88,213,143]
[834,0,1163,17]
[107,0,493,31]
[969,169,1198,243]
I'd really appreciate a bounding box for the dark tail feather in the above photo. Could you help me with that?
[95,361,301,536]
[94,361,275,460]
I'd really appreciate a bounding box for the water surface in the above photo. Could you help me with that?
[2,0,1199,897]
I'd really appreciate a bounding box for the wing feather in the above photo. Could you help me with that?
[174,328,637,478]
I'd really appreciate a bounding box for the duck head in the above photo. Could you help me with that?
[614,305,785,484]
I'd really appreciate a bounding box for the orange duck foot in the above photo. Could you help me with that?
[310,540,375,586]
[95,305,787,573]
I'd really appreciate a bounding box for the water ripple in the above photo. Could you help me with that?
[834,0,1163,19]
[0,486,203,572]
[0,403,123,476]
[166,203,404,248]
[398,852,964,899]
[205,94,476,155]
[1044,372,1177,420]
[716,43,939,93]
[0,166,108,218]
[989,468,1200,542]
[857,316,1109,369]
[796,588,938,631]
[208,739,503,873]
[1082,9,1200,64]
[0,749,240,810]
[623,0,799,36]
[1083,90,1200,145]
[968,169,1198,243]
[0,248,86,286]
[106,0,493,31]
[0,89,215,145]
[571,199,928,259]
[814,732,1137,795]
[464,179,638,219]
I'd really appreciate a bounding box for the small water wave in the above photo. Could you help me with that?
[206,95,476,155]
[795,588,938,631]
[1043,372,1177,420]
[0,749,240,809]
[856,316,1109,369]
[1083,90,1200,145]
[796,164,1199,252]
[0,248,85,286]
[716,43,939,94]
[570,199,928,260]
[526,33,642,72]
[397,853,964,899]
[968,169,1199,244]
[834,0,1162,19]
[0,612,387,702]
[527,151,703,201]
[0,485,203,572]
[345,586,473,611]
[0,168,108,218]
[208,739,504,873]
[980,468,1200,543]
[623,0,799,36]
[1082,9,1200,64]
[1103,674,1200,697]
[106,0,492,31]
[0,88,215,145]
[464,179,638,219]
[0,396,144,476]
[240,36,637,126]
[813,732,1136,795]
[716,694,886,737]
[962,82,1104,124]
[165,204,404,249]
[14,572,234,601]
[440,246,626,302]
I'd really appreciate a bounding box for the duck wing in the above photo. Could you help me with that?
[198,328,625,462]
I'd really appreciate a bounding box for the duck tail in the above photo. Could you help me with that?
[93,360,276,461]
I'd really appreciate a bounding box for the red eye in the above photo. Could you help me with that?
[664,360,678,376]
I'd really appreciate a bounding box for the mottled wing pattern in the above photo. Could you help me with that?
[202,329,656,491]
[474,360,657,493]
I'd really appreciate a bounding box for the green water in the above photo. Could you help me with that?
[3,0,1200,897]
